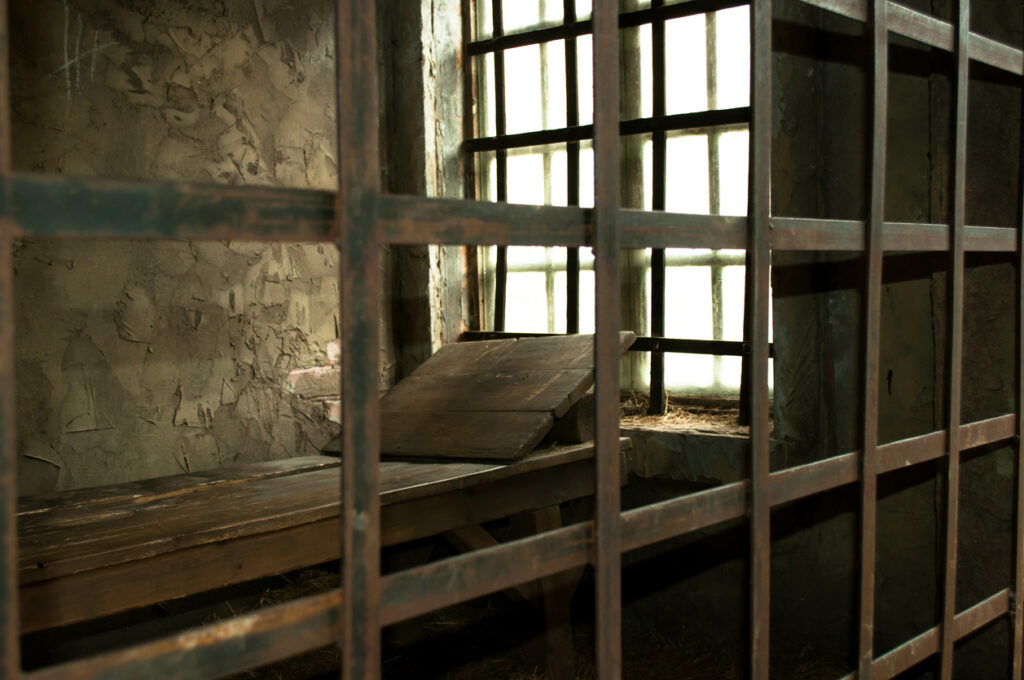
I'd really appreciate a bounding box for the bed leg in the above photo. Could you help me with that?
[529,506,579,680]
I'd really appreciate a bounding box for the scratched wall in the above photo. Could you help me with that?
[9,0,397,492]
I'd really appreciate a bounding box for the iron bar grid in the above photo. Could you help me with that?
[0,0,1021,678]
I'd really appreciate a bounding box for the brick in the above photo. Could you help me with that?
[285,366,341,398]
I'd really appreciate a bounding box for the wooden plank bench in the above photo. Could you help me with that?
[17,438,630,635]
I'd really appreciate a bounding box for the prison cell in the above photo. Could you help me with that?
[0,0,1023,679]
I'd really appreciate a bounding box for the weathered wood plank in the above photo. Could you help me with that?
[380,411,555,459]
[416,331,636,376]
[381,369,592,417]
[18,441,623,585]
[17,456,336,516]
[18,439,630,633]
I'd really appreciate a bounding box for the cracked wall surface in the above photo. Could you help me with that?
[9,0,399,492]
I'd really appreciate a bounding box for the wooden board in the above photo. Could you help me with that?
[337,331,635,461]
[411,331,636,377]
[17,439,632,633]
[381,369,591,418]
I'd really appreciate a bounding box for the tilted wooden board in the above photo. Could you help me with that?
[329,331,635,460]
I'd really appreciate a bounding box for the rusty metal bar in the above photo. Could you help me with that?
[857,0,887,674]
[9,174,1024,253]
[648,0,667,415]
[0,0,18,672]
[939,1,969,677]
[463,107,749,152]
[25,590,343,680]
[799,0,1023,77]
[565,0,581,335]
[465,0,750,56]
[865,588,1010,680]
[592,0,622,675]
[337,0,382,677]
[1014,7,1024,673]
[748,0,773,674]
[491,0,508,332]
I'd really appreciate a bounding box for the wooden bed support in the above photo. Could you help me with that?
[17,438,630,635]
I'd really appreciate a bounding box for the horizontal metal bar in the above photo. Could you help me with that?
[10,175,1022,253]
[502,251,745,274]
[10,174,336,241]
[381,522,593,625]
[772,217,1018,252]
[459,331,775,357]
[463,108,749,153]
[799,0,1023,76]
[768,414,1015,507]
[867,588,1009,680]
[24,590,342,680]
[466,0,750,56]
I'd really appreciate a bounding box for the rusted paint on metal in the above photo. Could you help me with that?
[939,3,970,678]
[24,590,343,680]
[592,0,622,677]
[748,0,773,675]
[1014,7,1024,672]
[857,0,887,674]
[0,0,20,672]
[337,0,383,678]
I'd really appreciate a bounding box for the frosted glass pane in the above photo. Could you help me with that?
[505,45,543,134]
[715,6,750,109]
[665,135,710,214]
[502,0,561,33]
[505,272,548,332]
[718,130,748,216]
[665,15,707,115]
[577,35,593,126]
[507,153,545,205]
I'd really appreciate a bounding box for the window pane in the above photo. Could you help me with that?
[476,0,493,40]
[504,144,569,206]
[665,134,710,214]
[577,34,593,126]
[715,6,750,109]
[665,15,707,115]
[504,42,567,134]
[505,272,549,332]
[502,0,562,33]
[477,54,497,138]
[718,129,748,216]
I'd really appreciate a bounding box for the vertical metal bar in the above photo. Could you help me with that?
[748,0,772,676]
[939,1,969,678]
[566,0,581,335]
[593,0,622,677]
[648,0,667,415]
[706,12,724,391]
[1014,9,1024,672]
[0,0,19,674]
[857,0,888,676]
[493,0,509,332]
[337,0,382,678]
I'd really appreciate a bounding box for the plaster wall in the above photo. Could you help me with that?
[9,0,400,492]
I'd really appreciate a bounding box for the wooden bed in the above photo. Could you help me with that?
[18,438,630,635]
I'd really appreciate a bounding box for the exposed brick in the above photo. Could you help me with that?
[285,366,341,398]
